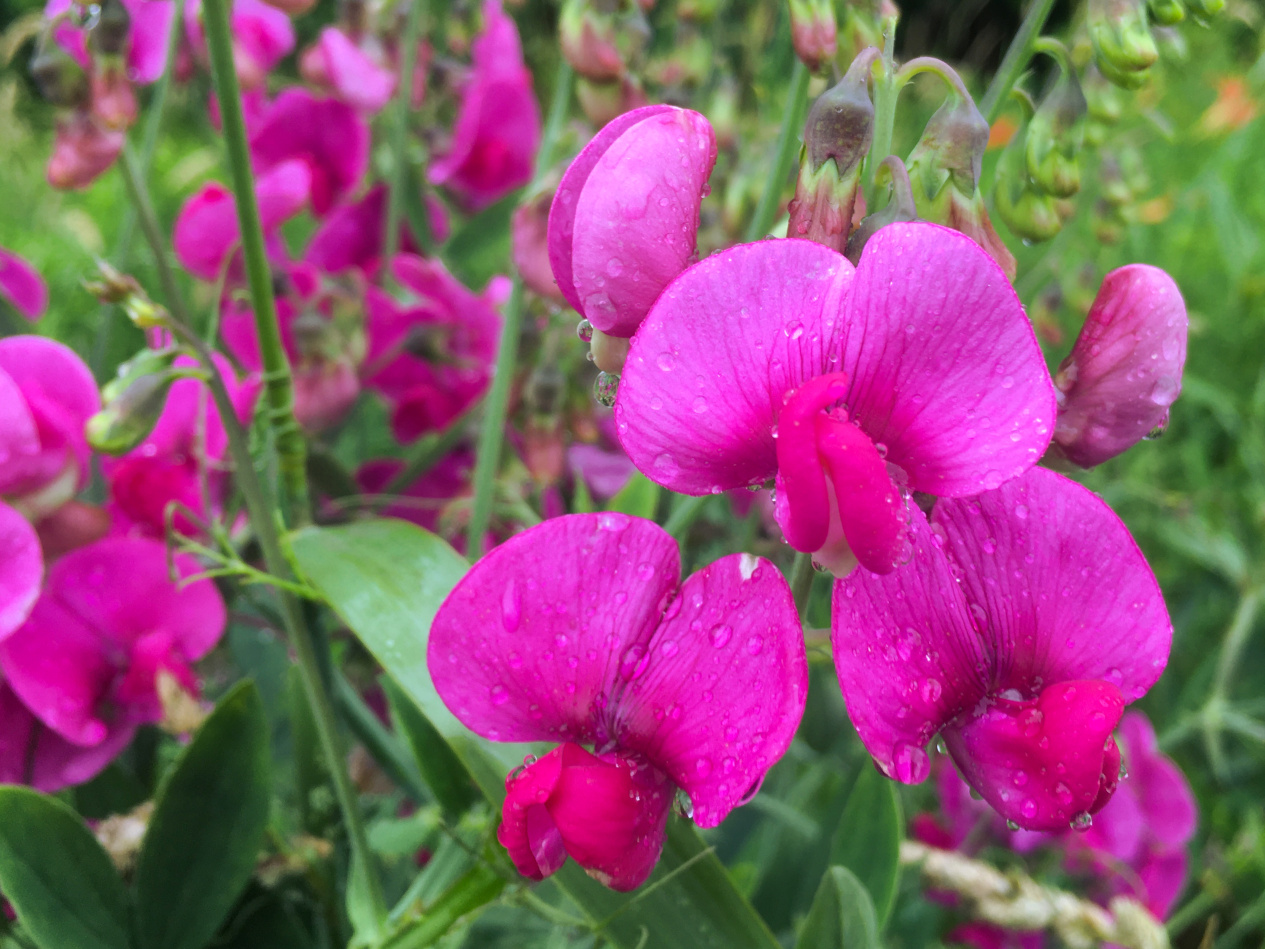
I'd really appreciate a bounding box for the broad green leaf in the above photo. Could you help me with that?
[383,676,479,819]
[795,867,879,949]
[829,768,902,927]
[0,787,132,949]
[606,472,660,520]
[134,682,272,949]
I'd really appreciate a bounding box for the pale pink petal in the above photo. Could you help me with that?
[548,105,672,312]
[934,467,1171,700]
[612,552,806,827]
[0,367,40,465]
[567,443,635,500]
[123,0,176,84]
[0,502,42,643]
[0,248,49,321]
[838,223,1056,497]
[615,239,853,494]
[569,108,716,336]
[307,27,396,113]
[428,512,679,743]
[832,510,990,785]
[229,0,295,76]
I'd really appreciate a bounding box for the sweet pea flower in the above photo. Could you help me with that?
[45,0,175,84]
[299,27,396,114]
[173,159,311,280]
[0,247,48,321]
[615,223,1056,576]
[548,105,716,344]
[47,112,125,190]
[363,255,504,443]
[1050,265,1188,469]
[0,336,100,521]
[305,185,447,278]
[832,467,1172,832]
[0,538,224,750]
[249,89,370,215]
[429,512,807,889]
[427,0,540,211]
[185,0,294,90]
[0,503,42,643]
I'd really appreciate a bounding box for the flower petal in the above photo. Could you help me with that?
[124,0,176,84]
[934,467,1171,699]
[615,239,853,494]
[428,513,679,743]
[1119,711,1196,850]
[839,222,1056,496]
[613,552,806,827]
[548,105,673,312]
[0,502,42,643]
[0,248,49,321]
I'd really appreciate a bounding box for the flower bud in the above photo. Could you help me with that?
[1148,0,1185,24]
[1024,51,1087,198]
[1186,0,1223,15]
[993,99,1067,244]
[91,58,139,131]
[86,349,193,455]
[786,48,876,251]
[48,113,125,190]
[845,155,916,265]
[84,261,171,327]
[29,44,90,109]
[87,0,132,57]
[575,76,648,126]
[560,0,645,81]
[1088,0,1158,88]
[789,0,837,73]
[1049,264,1187,468]
[513,185,566,302]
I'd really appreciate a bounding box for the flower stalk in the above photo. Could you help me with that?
[979,0,1059,123]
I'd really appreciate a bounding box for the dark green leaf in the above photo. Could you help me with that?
[134,682,272,949]
[795,867,880,949]
[829,767,903,927]
[0,787,132,949]
[606,472,660,520]
[383,676,479,819]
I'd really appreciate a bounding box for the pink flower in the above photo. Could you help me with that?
[45,0,176,85]
[0,247,49,321]
[0,538,224,748]
[299,27,396,114]
[0,502,42,644]
[427,0,540,211]
[185,0,294,90]
[47,112,125,190]
[832,467,1172,832]
[548,105,716,339]
[363,255,504,443]
[305,185,447,278]
[428,512,807,889]
[355,448,474,534]
[173,158,311,280]
[568,443,636,500]
[512,186,565,302]
[615,223,1056,576]
[0,336,100,521]
[1051,264,1188,468]
[249,89,370,215]
[0,681,134,791]
[102,356,259,537]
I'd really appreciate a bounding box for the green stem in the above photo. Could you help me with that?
[333,672,428,802]
[117,146,192,328]
[744,59,811,243]
[384,0,428,266]
[202,0,310,525]
[978,0,1059,123]
[863,23,898,204]
[789,551,814,615]
[465,60,575,559]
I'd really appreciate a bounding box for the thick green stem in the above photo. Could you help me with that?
[464,60,575,559]
[384,0,428,266]
[744,59,811,243]
[202,0,310,524]
[978,0,1059,123]
[117,147,193,328]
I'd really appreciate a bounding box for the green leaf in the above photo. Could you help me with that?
[383,676,479,819]
[829,768,903,927]
[0,787,132,949]
[606,472,660,520]
[382,863,505,949]
[134,681,272,949]
[795,867,880,949]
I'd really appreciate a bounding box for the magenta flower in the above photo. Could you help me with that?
[47,112,125,190]
[0,502,42,644]
[429,512,807,889]
[299,27,396,114]
[0,247,48,321]
[249,89,370,215]
[832,467,1171,831]
[185,0,294,90]
[0,336,100,521]
[45,0,175,85]
[103,355,258,537]
[355,448,473,534]
[548,105,716,339]
[173,159,311,280]
[363,255,505,443]
[0,538,224,749]
[1050,264,1188,468]
[305,185,447,278]
[427,0,540,211]
[615,223,1055,576]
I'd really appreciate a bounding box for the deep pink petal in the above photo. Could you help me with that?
[612,552,805,827]
[943,680,1125,831]
[498,744,566,880]
[124,0,176,83]
[548,105,673,311]
[429,513,680,743]
[772,373,844,553]
[0,248,49,321]
[615,239,854,494]
[0,336,100,433]
[1137,848,1188,919]
[569,108,716,336]
[934,467,1171,699]
[839,222,1056,497]
[0,502,42,643]
[832,510,991,785]
[305,184,418,276]
[230,0,295,74]
[1053,265,1187,468]
[1119,712,1196,849]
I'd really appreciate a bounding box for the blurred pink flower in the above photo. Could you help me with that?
[299,27,396,114]
[45,0,175,85]
[355,448,474,534]
[185,0,294,90]
[0,248,48,321]
[47,112,125,190]
[305,184,448,278]
[0,502,42,644]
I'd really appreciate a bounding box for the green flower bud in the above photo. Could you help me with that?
[994,104,1065,244]
[1185,0,1224,16]
[1025,47,1087,198]
[1148,0,1186,25]
[789,0,837,73]
[1088,0,1158,87]
[86,349,195,455]
[845,156,918,265]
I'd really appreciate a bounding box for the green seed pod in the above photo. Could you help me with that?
[1088,0,1158,87]
[1148,0,1186,24]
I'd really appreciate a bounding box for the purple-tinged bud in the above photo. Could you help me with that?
[560,0,645,82]
[1088,0,1158,88]
[1148,0,1185,24]
[786,48,876,251]
[1025,46,1087,198]
[789,0,837,73]
[845,155,916,265]
[29,44,90,109]
[87,0,132,57]
[1049,264,1187,468]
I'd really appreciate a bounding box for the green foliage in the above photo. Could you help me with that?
[795,867,880,949]
[829,767,903,928]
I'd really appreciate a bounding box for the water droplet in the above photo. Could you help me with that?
[1070,811,1093,831]
[1006,819,1021,831]
[576,319,593,342]
[657,352,675,371]
[637,562,655,581]
[594,371,619,407]
[660,640,679,658]
[709,624,733,648]
[620,645,650,681]
[746,634,763,655]
[694,757,712,777]
[606,257,624,277]
[490,684,509,705]
[501,580,521,632]
[920,678,942,704]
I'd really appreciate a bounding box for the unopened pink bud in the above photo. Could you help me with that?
[789,0,837,72]
[559,0,630,81]
[512,186,565,302]
[1051,264,1187,468]
[47,112,124,189]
